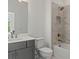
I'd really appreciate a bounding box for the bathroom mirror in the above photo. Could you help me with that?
[8,12,15,32]
[8,0,28,34]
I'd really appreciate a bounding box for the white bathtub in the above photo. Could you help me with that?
[53,43,70,59]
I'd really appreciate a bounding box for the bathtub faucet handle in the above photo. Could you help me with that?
[58,40,63,42]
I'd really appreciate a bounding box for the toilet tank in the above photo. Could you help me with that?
[35,38,46,49]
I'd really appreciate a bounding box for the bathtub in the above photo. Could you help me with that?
[53,43,70,59]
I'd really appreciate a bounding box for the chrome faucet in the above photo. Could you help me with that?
[11,31,13,38]
[10,30,17,38]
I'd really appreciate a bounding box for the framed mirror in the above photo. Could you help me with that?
[8,0,28,34]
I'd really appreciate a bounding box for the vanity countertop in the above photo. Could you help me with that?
[8,33,35,43]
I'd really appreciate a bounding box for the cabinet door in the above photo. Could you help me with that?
[16,47,35,59]
[8,51,15,59]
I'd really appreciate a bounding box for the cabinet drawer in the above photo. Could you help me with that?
[27,40,35,47]
[8,41,26,51]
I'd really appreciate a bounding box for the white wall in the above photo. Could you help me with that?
[45,0,52,48]
[28,0,46,38]
[28,0,52,48]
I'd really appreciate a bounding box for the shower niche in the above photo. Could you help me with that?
[56,6,64,24]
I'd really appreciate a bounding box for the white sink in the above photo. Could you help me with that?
[8,34,35,44]
[8,37,22,43]
[8,38,20,41]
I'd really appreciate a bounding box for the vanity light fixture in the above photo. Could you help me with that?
[18,0,28,2]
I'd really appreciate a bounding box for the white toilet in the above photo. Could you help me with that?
[35,38,53,59]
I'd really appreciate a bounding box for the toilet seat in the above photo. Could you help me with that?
[35,38,53,59]
[39,47,53,53]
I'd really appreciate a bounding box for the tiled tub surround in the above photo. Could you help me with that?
[63,6,70,43]
[52,3,70,44]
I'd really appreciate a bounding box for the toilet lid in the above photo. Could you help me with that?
[39,47,53,53]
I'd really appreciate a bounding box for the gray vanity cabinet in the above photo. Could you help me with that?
[16,47,34,59]
[8,40,35,59]
[8,51,15,59]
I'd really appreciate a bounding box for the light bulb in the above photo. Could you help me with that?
[18,0,22,2]
[18,0,28,2]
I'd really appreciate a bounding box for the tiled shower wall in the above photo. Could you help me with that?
[52,3,70,44]
[52,3,59,44]
[63,5,70,43]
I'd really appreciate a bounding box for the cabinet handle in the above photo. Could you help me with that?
[26,41,27,48]
[15,51,18,56]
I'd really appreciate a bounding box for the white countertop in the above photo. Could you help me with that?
[8,33,35,43]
